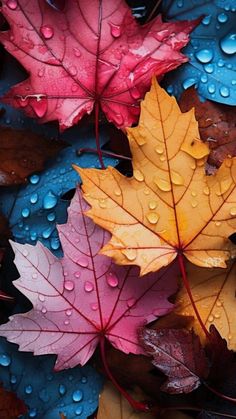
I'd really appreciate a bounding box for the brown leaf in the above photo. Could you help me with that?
[179,88,236,168]
[0,385,27,419]
[0,127,66,186]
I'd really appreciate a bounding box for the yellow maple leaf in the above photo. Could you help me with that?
[176,261,236,349]
[75,78,236,275]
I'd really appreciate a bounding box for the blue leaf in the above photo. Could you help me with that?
[0,56,118,256]
[0,338,103,418]
[162,0,236,105]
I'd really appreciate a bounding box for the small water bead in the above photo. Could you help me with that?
[217,58,225,67]
[195,49,213,64]
[217,12,228,23]
[155,146,164,154]
[47,212,55,222]
[0,354,11,367]
[106,272,119,288]
[208,84,216,94]
[64,319,69,325]
[10,374,17,384]
[30,174,40,184]
[99,199,107,209]
[23,249,29,257]
[149,200,157,210]
[64,280,75,291]
[154,176,171,192]
[25,384,33,394]
[171,170,184,186]
[38,294,45,302]
[160,155,166,162]
[40,25,54,39]
[75,406,83,415]
[182,78,196,90]
[133,169,144,182]
[191,200,198,208]
[74,271,81,278]
[50,237,60,250]
[202,15,211,25]
[214,312,221,319]
[208,315,214,322]
[7,0,18,9]
[59,384,67,396]
[32,272,38,279]
[91,303,98,311]
[216,300,222,307]
[77,257,89,267]
[73,47,81,57]
[30,193,38,204]
[29,408,37,418]
[204,64,214,74]
[144,189,150,195]
[114,188,121,197]
[22,208,30,218]
[220,86,230,98]
[215,221,221,227]
[201,74,208,83]
[146,212,159,225]
[122,248,137,261]
[84,281,94,292]
[42,227,53,239]
[43,191,57,209]
[38,68,45,77]
[220,32,236,55]
[110,22,121,38]
[42,307,47,314]
[230,207,236,216]
[66,309,72,316]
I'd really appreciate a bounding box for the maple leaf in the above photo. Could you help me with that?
[0,188,177,370]
[0,126,65,186]
[76,78,236,275]
[140,328,209,394]
[0,385,27,419]
[179,88,236,169]
[0,0,197,130]
[175,261,236,350]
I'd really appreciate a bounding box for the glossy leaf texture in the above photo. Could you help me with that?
[0,0,197,129]
[0,126,65,186]
[76,79,236,275]
[140,328,209,394]
[0,337,103,418]
[0,189,177,370]
[163,0,236,105]
[179,87,236,168]
[176,261,236,350]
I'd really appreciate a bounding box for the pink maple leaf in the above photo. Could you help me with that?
[0,0,198,130]
[0,189,177,370]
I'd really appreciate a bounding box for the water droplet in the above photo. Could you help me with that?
[130,86,140,99]
[216,300,222,307]
[215,221,221,227]
[191,200,198,208]
[160,155,166,162]
[220,32,236,55]
[23,249,29,257]
[42,227,53,239]
[110,22,121,38]
[99,199,107,209]
[203,186,210,195]
[230,207,236,216]
[73,47,81,57]
[127,298,136,307]
[40,25,54,39]
[66,309,72,316]
[75,406,83,415]
[74,271,81,278]
[25,384,33,394]
[0,354,11,367]
[38,294,45,302]
[43,191,57,209]
[201,74,208,83]
[214,312,220,319]
[64,319,69,325]
[84,281,94,292]
[42,307,47,314]
[191,191,197,197]
[29,408,37,418]
[30,174,40,184]
[182,78,196,90]
[32,272,38,279]
[50,237,60,250]
[204,64,214,74]
[22,208,30,218]
[202,15,211,25]
[217,12,228,23]
[171,170,184,186]
[31,96,48,118]
[228,334,232,340]
[220,86,230,98]
[208,83,216,94]
[154,176,171,192]
[144,188,150,195]
[30,193,38,204]
[77,257,89,268]
[47,212,55,222]
[7,0,18,9]
[114,188,121,197]
[10,374,17,384]
[91,303,98,311]
[146,212,159,224]
[64,280,75,291]
[195,49,213,64]
[122,248,137,261]
[58,384,67,396]
[133,169,144,182]
[106,272,119,288]
[208,315,214,322]
[155,146,164,154]
[148,200,157,210]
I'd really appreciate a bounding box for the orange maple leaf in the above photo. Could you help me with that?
[75,78,236,276]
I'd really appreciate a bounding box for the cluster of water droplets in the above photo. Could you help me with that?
[164,1,236,105]
[0,339,103,418]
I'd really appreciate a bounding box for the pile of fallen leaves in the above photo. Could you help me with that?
[0,0,236,418]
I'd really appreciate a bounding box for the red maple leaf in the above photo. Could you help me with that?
[0,0,197,130]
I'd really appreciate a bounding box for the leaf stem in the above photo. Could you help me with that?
[77,148,131,161]
[95,102,105,169]
[99,336,150,412]
[177,253,210,339]
[203,381,236,404]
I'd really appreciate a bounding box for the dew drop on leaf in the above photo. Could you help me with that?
[0,354,11,367]
[64,280,75,291]
[109,22,121,38]
[84,281,94,293]
[6,0,18,10]
[40,25,54,40]
[220,32,236,55]
[106,272,119,288]
[195,48,213,63]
